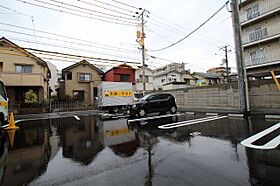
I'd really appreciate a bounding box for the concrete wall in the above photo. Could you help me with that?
[162,79,280,114]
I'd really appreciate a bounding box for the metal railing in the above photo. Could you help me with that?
[240,0,280,23]
[242,24,280,45]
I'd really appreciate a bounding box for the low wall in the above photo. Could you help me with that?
[162,79,280,114]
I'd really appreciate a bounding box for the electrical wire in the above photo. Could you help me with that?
[78,0,136,14]
[0,22,137,53]
[76,0,135,17]
[111,0,140,10]
[0,28,139,54]
[0,46,140,65]
[17,0,138,26]
[4,36,140,61]
[149,1,229,52]
[48,0,136,20]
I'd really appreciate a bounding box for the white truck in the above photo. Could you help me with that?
[97,82,133,113]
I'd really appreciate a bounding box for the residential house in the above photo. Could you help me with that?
[192,72,221,86]
[181,70,197,86]
[153,62,186,90]
[153,70,182,90]
[239,0,280,77]
[103,63,135,83]
[135,66,153,92]
[0,37,51,108]
[60,60,103,105]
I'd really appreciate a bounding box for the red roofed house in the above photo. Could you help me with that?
[103,64,135,83]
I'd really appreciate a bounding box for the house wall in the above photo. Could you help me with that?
[0,42,49,102]
[104,68,135,83]
[135,68,153,92]
[64,64,102,104]
[161,79,280,114]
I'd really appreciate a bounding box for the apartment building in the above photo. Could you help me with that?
[0,37,51,106]
[239,0,280,77]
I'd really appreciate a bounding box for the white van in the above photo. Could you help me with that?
[0,80,9,125]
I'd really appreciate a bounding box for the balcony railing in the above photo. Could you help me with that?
[0,72,45,86]
[242,24,280,45]
[245,50,280,67]
[240,0,280,24]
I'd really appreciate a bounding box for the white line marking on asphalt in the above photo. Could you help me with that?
[128,113,184,123]
[158,116,219,127]
[158,116,228,129]
[73,115,80,120]
[240,123,280,150]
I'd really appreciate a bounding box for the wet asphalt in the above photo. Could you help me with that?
[0,113,279,186]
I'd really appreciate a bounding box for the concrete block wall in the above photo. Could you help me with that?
[162,79,280,114]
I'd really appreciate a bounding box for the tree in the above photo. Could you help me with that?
[25,90,38,104]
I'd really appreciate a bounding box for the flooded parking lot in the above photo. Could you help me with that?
[0,113,279,186]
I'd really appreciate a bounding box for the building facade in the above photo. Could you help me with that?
[135,66,154,92]
[239,0,280,77]
[103,64,135,83]
[0,37,51,107]
[60,60,103,105]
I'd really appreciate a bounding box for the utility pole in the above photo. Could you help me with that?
[139,9,146,94]
[220,45,231,86]
[230,0,249,115]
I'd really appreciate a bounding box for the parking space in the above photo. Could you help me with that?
[0,112,279,185]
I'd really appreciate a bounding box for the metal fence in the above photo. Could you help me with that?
[49,101,87,112]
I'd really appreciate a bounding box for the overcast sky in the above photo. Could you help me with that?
[0,0,236,72]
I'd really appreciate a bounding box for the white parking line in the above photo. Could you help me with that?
[240,122,280,150]
[158,116,228,129]
[158,116,219,127]
[73,115,80,121]
[127,113,184,123]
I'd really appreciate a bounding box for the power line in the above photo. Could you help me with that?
[78,0,136,14]
[76,0,135,17]
[48,0,135,20]
[0,22,137,52]
[17,0,138,26]
[0,28,139,54]
[149,11,231,47]
[111,0,139,10]
[4,36,140,61]
[149,1,229,52]
[0,45,140,65]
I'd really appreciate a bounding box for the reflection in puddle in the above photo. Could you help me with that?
[0,115,278,185]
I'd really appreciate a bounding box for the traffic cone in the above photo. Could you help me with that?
[7,129,15,147]
[5,112,19,130]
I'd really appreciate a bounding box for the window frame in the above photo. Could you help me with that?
[15,64,32,73]
[79,73,91,82]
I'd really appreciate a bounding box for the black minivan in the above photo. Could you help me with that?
[127,93,177,117]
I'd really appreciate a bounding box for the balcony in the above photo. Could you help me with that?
[242,24,280,47]
[0,72,45,86]
[245,50,280,68]
[240,0,280,25]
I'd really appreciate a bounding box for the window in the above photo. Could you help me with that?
[161,79,165,83]
[79,73,91,81]
[246,4,260,20]
[120,74,130,82]
[249,49,266,66]
[66,72,72,80]
[0,62,3,72]
[73,91,84,101]
[15,65,32,73]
